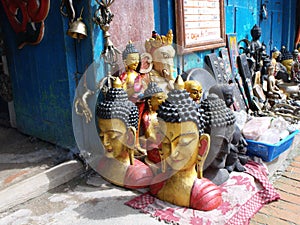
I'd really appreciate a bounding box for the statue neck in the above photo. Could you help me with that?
[115,148,131,165]
[172,166,197,180]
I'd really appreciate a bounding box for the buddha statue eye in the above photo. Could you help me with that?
[162,139,171,150]
[178,136,195,146]
[109,132,122,140]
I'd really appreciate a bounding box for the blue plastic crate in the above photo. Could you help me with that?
[246,130,299,162]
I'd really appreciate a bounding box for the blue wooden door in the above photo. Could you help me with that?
[259,0,283,55]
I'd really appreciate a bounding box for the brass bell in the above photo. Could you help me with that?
[67,17,87,39]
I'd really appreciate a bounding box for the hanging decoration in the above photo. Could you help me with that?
[60,1,87,40]
[93,0,121,75]
[0,0,50,49]
[74,0,120,123]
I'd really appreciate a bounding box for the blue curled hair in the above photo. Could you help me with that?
[96,88,139,129]
[157,89,205,135]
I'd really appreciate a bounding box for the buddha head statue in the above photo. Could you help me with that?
[96,78,139,165]
[200,93,236,185]
[145,30,175,79]
[122,41,140,72]
[184,80,203,103]
[250,24,262,41]
[150,77,223,211]
[143,82,167,112]
[157,76,208,178]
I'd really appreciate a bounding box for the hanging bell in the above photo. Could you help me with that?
[67,17,87,40]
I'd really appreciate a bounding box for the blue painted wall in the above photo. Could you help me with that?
[0,0,297,148]
[0,1,93,148]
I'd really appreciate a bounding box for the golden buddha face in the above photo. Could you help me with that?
[282,59,293,74]
[149,92,167,111]
[184,81,202,103]
[272,51,281,60]
[160,121,199,171]
[152,45,175,78]
[98,118,129,161]
[124,52,140,71]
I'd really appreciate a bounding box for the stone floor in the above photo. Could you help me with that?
[1,124,300,224]
[0,125,71,192]
[250,154,300,225]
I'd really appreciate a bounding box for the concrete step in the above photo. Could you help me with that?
[0,160,84,213]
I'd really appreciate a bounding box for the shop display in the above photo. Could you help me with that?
[72,2,298,215]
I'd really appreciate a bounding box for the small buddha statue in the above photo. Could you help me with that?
[140,82,167,167]
[266,64,286,100]
[201,93,236,185]
[149,76,222,211]
[120,41,150,103]
[271,47,290,82]
[145,30,175,92]
[292,49,300,82]
[184,80,203,103]
[280,46,294,78]
[96,78,153,189]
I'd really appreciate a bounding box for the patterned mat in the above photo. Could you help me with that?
[125,161,280,225]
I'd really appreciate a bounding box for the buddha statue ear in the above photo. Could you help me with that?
[197,133,210,179]
[147,99,153,112]
[126,126,136,165]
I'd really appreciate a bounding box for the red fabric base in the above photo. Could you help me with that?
[125,161,280,225]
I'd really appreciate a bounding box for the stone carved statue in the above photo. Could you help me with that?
[140,82,167,167]
[149,76,222,211]
[209,84,234,108]
[144,30,175,92]
[96,78,153,189]
[226,126,249,173]
[184,80,203,103]
[209,84,249,173]
[250,24,264,72]
[201,93,236,185]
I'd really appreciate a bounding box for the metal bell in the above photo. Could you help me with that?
[67,17,87,39]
